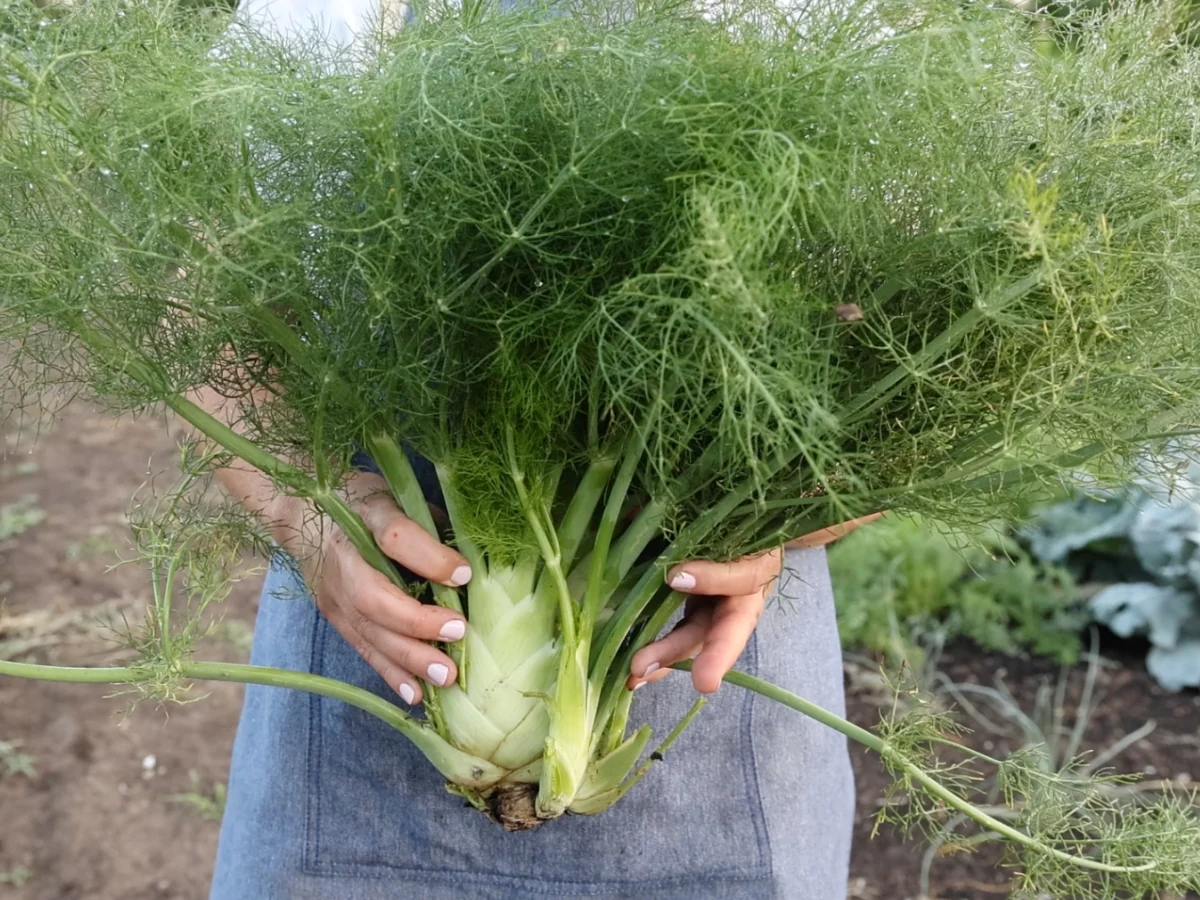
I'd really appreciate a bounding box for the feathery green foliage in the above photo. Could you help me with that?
[3,0,1200,887]
[5,0,1200,552]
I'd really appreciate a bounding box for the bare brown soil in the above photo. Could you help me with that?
[1,405,1197,900]
[0,405,259,900]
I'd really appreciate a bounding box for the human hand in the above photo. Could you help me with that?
[271,471,471,706]
[628,549,783,694]
[626,512,884,694]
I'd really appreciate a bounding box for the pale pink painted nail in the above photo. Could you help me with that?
[449,565,472,587]
[427,663,450,686]
[438,620,466,641]
[668,571,696,591]
[641,662,662,679]
[398,683,416,704]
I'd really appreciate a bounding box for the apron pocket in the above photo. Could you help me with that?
[302,614,773,893]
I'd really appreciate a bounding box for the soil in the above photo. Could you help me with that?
[1,404,1198,900]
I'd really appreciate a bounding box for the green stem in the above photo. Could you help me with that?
[590,449,796,685]
[366,430,463,614]
[595,697,707,809]
[592,587,684,738]
[554,455,616,579]
[506,428,576,647]
[597,498,664,600]
[66,316,402,588]
[588,563,663,683]
[583,429,648,629]
[0,658,504,786]
[434,463,484,573]
[677,662,1158,877]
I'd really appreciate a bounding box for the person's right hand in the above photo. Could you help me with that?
[270,471,472,707]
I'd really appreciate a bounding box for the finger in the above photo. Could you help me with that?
[787,512,885,548]
[352,613,458,689]
[666,547,782,597]
[325,607,424,705]
[358,493,472,587]
[690,591,766,694]
[626,605,713,690]
[633,666,673,691]
[348,558,468,644]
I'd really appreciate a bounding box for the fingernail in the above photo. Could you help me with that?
[438,619,466,642]
[449,565,472,587]
[398,683,416,705]
[632,680,647,691]
[641,661,661,679]
[427,663,450,686]
[668,571,696,590]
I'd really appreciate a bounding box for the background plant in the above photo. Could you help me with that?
[829,514,1086,669]
[1023,448,1200,690]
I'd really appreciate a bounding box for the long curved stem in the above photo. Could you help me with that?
[0,658,504,787]
[672,662,1157,877]
[0,654,1169,875]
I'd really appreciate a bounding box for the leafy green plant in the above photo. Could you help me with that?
[1023,453,1200,690]
[2,0,1200,891]
[830,515,1086,668]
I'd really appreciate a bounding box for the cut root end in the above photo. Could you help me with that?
[484,783,544,832]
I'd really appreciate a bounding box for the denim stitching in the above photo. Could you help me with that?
[306,861,771,895]
[741,629,774,879]
[303,611,327,874]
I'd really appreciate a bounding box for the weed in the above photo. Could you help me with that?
[0,866,31,887]
[0,496,44,541]
[0,740,35,779]
[208,619,254,655]
[66,527,122,562]
[0,460,38,480]
[167,770,227,822]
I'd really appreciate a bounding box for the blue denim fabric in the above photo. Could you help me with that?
[209,547,854,899]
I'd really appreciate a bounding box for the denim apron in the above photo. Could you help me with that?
[209,4,855,898]
[210,542,854,900]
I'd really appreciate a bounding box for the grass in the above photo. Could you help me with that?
[916,649,1199,896]
[0,460,38,480]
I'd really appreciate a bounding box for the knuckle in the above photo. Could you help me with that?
[354,589,383,622]
[391,641,423,673]
[350,608,376,639]
[329,526,351,551]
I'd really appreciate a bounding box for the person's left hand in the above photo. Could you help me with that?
[627,548,783,695]
[626,512,885,694]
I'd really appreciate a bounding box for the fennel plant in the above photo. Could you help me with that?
[3,0,1200,891]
